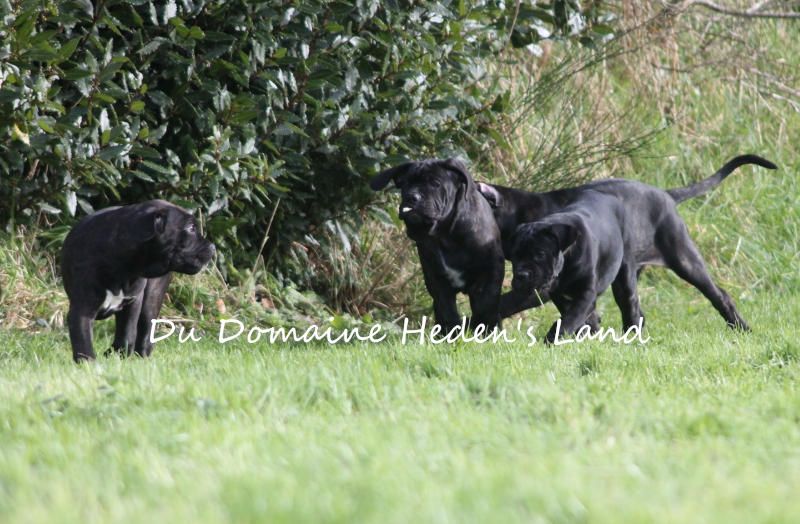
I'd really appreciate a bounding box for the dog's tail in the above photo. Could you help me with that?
[667,154,777,203]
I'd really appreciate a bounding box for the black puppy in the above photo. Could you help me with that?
[61,200,215,362]
[507,196,631,342]
[370,159,504,332]
[479,155,776,259]
[493,155,776,337]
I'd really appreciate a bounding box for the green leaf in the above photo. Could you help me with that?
[189,26,205,40]
[58,38,81,61]
[39,203,62,215]
[11,124,30,145]
[592,24,615,36]
[74,0,94,17]
[37,119,55,134]
[139,38,169,56]
[66,191,77,216]
[129,170,155,182]
[97,145,128,160]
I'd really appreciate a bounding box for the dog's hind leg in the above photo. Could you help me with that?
[658,226,750,331]
[611,263,645,330]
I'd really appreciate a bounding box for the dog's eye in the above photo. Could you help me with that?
[186,224,196,234]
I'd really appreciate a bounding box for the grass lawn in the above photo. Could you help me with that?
[1,285,799,524]
[1,10,798,524]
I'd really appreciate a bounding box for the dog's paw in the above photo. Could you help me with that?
[728,319,751,332]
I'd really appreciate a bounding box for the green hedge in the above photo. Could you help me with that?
[0,0,608,280]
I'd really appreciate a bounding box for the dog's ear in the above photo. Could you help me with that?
[477,182,502,209]
[547,223,579,252]
[370,162,415,191]
[126,208,168,245]
[440,157,475,193]
[153,211,167,235]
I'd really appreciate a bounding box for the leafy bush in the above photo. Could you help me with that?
[0,0,611,284]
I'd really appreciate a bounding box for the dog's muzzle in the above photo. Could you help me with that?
[399,203,431,227]
[513,270,533,288]
[400,192,424,217]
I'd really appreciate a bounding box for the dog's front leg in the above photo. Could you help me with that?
[545,291,597,344]
[552,295,601,334]
[134,275,172,357]
[67,306,96,362]
[111,294,144,357]
[422,268,460,331]
[499,288,547,318]
[468,272,502,331]
[417,250,461,332]
[111,279,147,356]
[431,288,461,333]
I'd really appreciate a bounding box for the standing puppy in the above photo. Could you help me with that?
[62,200,215,362]
[506,194,628,342]
[370,159,505,332]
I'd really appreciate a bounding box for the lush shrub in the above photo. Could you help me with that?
[0,0,610,282]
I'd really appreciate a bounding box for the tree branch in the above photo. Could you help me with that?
[670,0,800,19]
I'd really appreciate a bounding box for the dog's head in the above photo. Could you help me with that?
[130,200,216,277]
[510,221,579,299]
[370,158,476,239]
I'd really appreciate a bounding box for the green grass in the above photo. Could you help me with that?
[2,10,800,524]
[1,286,799,523]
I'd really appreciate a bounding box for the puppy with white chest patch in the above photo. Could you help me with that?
[61,200,215,362]
[370,159,505,332]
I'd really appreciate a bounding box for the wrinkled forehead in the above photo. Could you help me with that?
[174,208,197,226]
[513,226,557,254]
[403,163,456,187]
[156,203,195,225]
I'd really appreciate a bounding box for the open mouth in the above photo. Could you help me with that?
[512,279,531,293]
[399,206,427,223]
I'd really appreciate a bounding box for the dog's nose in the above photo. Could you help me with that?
[401,194,422,215]
[515,270,532,282]
[403,193,422,207]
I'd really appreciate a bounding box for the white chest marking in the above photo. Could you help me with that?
[100,289,127,313]
[441,260,466,289]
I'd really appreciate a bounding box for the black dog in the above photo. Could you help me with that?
[483,155,776,336]
[506,197,641,342]
[61,200,215,362]
[370,159,505,332]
